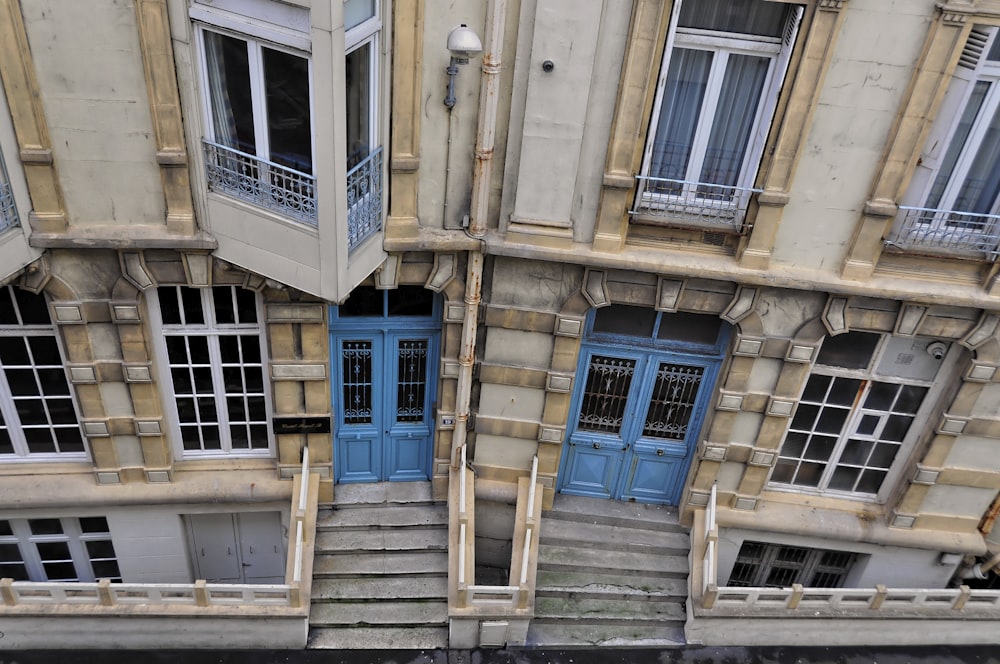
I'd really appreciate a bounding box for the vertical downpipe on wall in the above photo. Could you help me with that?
[452,0,507,466]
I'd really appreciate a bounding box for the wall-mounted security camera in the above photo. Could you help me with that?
[926,341,948,361]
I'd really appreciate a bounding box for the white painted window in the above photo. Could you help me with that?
[0,149,16,232]
[0,516,120,582]
[345,0,380,169]
[149,286,273,458]
[728,540,858,588]
[896,26,1000,251]
[636,0,801,226]
[770,332,955,501]
[0,286,86,461]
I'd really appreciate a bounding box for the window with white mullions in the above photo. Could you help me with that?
[0,149,17,232]
[895,26,1000,256]
[152,286,273,457]
[0,286,85,460]
[199,25,316,223]
[770,332,953,501]
[345,0,384,250]
[0,516,120,582]
[635,0,801,230]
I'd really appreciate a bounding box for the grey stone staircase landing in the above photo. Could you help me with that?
[527,494,690,648]
[307,481,449,650]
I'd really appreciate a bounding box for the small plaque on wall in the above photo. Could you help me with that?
[273,417,332,435]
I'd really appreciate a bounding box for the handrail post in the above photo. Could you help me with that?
[97,578,115,606]
[870,584,888,610]
[1,577,16,606]
[953,584,972,610]
[194,579,210,607]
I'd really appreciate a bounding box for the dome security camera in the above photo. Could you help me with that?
[926,341,948,361]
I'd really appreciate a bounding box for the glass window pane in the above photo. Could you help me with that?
[181,288,205,326]
[264,47,312,173]
[895,385,928,414]
[770,458,796,483]
[815,407,849,435]
[28,337,61,365]
[37,368,70,394]
[213,286,235,324]
[801,375,831,403]
[6,368,39,396]
[841,439,873,465]
[795,462,825,487]
[188,337,210,364]
[0,286,16,324]
[864,382,898,410]
[593,305,656,338]
[13,289,50,325]
[219,336,240,364]
[340,287,383,316]
[829,466,860,491]
[86,540,116,559]
[344,0,375,30]
[650,48,712,183]
[656,312,723,344]
[171,367,192,394]
[157,287,181,325]
[817,332,880,369]
[0,542,21,561]
[781,431,808,458]
[24,428,56,453]
[699,53,769,189]
[240,336,261,364]
[36,542,71,560]
[678,0,789,37]
[29,519,63,535]
[15,399,48,426]
[387,286,435,316]
[55,427,84,453]
[235,288,258,324]
[42,561,76,581]
[79,517,109,533]
[790,403,819,430]
[881,415,913,442]
[203,31,256,154]
[92,560,121,580]
[0,339,30,365]
[857,469,887,494]
[346,41,371,169]
[0,520,12,536]
[869,442,900,468]
[48,399,77,425]
[804,436,836,461]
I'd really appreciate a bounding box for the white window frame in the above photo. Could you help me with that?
[636,0,801,223]
[148,286,275,459]
[768,333,958,503]
[899,26,1000,245]
[0,149,16,232]
[196,24,316,175]
[345,0,381,163]
[0,516,120,582]
[0,286,87,462]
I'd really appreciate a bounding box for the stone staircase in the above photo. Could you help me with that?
[308,482,450,649]
[526,494,690,647]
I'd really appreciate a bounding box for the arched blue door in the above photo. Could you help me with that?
[558,308,728,505]
[331,287,440,483]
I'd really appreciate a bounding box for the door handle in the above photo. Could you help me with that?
[592,442,600,449]
[656,449,664,456]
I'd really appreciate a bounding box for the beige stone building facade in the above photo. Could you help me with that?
[2,0,1000,650]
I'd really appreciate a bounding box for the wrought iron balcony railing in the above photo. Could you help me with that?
[347,147,383,251]
[631,176,761,233]
[888,205,1000,260]
[203,140,317,226]
[0,180,17,232]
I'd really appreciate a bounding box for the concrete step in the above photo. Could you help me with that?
[332,481,437,507]
[312,575,447,601]
[543,494,683,534]
[308,626,449,650]
[535,569,687,600]
[310,600,447,627]
[315,527,447,552]
[524,622,686,648]
[534,596,686,623]
[540,518,689,554]
[316,504,448,529]
[313,550,447,576]
[537,544,688,577]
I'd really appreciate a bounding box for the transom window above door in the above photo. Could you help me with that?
[770,332,955,501]
[589,305,728,354]
[632,0,802,232]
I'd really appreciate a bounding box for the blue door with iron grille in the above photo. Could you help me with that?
[558,308,727,505]
[331,287,440,483]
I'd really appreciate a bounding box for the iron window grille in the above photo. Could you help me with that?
[728,540,858,588]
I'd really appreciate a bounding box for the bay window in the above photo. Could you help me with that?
[634,0,801,231]
[892,26,1000,258]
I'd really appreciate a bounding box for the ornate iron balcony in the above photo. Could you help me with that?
[0,180,16,232]
[203,140,317,226]
[631,176,760,233]
[888,205,1000,261]
[347,147,383,251]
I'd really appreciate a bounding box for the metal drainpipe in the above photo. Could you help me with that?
[451,0,507,466]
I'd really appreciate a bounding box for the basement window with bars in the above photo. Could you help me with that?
[150,286,273,458]
[728,541,858,588]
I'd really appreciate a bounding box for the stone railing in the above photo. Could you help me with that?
[692,485,1000,618]
[1,449,320,613]
[449,447,543,647]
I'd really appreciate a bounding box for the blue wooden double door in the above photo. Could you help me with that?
[331,313,439,483]
[559,345,721,505]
